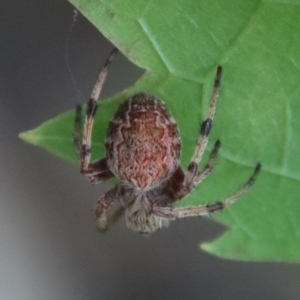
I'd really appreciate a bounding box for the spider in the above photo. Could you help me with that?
[74,48,261,234]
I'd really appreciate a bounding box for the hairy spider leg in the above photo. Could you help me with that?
[73,49,118,183]
[106,205,126,227]
[194,139,221,185]
[95,186,119,230]
[176,66,222,199]
[73,49,120,230]
[80,48,117,171]
[153,163,261,219]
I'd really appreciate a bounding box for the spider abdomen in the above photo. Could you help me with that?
[105,93,181,189]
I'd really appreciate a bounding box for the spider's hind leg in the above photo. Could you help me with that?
[153,163,261,219]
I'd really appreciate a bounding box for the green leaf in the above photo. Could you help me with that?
[19,0,300,262]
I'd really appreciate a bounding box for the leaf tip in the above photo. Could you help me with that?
[18,130,39,145]
[200,241,215,254]
[200,240,231,260]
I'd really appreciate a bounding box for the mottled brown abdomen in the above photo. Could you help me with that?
[105,93,181,189]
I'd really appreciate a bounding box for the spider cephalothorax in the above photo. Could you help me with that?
[74,49,261,234]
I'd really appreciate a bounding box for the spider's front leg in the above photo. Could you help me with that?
[73,49,117,183]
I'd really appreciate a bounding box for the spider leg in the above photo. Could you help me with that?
[193,139,221,186]
[74,105,114,183]
[80,158,114,184]
[153,163,261,219]
[183,66,222,192]
[76,48,118,172]
[107,205,125,227]
[73,49,117,183]
[95,186,119,230]
[170,67,222,200]
[166,140,220,201]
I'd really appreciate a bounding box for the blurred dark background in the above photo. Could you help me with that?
[1,1,300,299]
